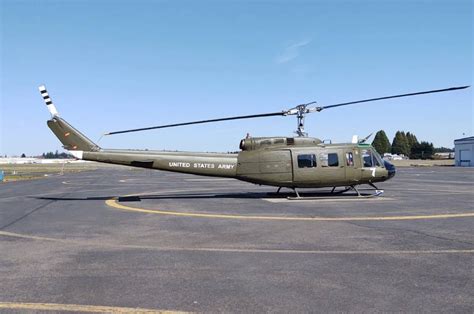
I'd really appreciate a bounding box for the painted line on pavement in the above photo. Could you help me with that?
[105,199,474,221]
[0,302,184,313]
[1,231,472,255]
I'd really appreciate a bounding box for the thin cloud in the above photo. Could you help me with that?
[275,39,311,64]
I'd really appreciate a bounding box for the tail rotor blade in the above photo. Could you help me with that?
[38,85,60,117]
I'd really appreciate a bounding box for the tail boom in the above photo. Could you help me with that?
[82,150,238,178]
[39,85,237,179]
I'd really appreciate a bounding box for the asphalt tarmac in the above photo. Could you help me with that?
[0,166,473,312]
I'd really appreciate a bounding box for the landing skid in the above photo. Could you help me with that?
[272,184,384,200]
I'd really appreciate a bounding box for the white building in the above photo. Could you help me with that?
[454,136,474,167]
[0,158,83,165]
[0,157,39,164]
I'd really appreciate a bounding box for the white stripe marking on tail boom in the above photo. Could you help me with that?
[70,151,83,159]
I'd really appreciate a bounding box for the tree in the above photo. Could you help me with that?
[372,130,391,155]
[406,132,418,150]
[42,151,73,159]
[405,132,419,158]
[434,147,454,153]
[411,141,435,159]
[391,131,410,156]
[21,153,26,158]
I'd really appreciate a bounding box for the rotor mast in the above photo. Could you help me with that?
[296,105,307,137]
[285,101,318,137]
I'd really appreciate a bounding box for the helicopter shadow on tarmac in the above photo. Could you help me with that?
[34,189,378,202]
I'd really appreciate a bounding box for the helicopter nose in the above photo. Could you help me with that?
[384,160,396,179]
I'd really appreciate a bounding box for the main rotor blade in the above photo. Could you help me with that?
[105,85,469,135]
[105,111,285,135]
[318,86,470,111]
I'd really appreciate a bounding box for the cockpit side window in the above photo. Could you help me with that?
[373,152,383,166]
[362,149,374,167]
[362,149,384,167]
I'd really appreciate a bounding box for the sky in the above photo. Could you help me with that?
[1,0,472,156]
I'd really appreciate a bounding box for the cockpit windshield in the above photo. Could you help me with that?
[361,148,384,167]
[373,150,384,166]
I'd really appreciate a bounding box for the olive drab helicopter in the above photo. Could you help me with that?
[39,85,468,198]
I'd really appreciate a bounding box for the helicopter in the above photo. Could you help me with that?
[39,85,468,198]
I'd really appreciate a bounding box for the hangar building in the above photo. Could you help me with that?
[454,136,474,167]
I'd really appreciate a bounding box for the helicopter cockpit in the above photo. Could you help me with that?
[361,148,383,168]
[361,147,396,178]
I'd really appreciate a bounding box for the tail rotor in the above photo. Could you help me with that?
[39,85,60,117]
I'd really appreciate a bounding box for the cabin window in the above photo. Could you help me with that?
[320,153,339,167]
[346,152,354,166]
[328,153,339,167]
[298,154,317,168]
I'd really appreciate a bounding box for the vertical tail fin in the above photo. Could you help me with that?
[39,85,100,153]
